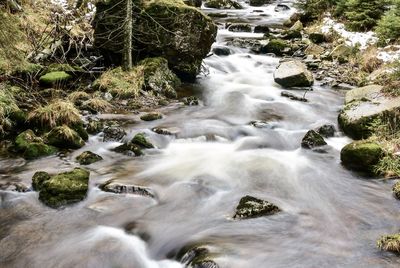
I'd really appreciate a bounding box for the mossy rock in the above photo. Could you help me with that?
[46,125,85,149]
[39,71,72,86]
[330,44,354,63]
[32,171,51,191]
[113,142,143,156]
[132,133,154,149]
[233,195,280,219]
[15,130,57,159]
[37,168,90,208]
[204,0,243,9]
[177,243,220,268]
[86,120,104,134]
[377,233,400,253]
[309,33,325,44]
[264,39,290,56]
[393,181,400,200]
[140,112,163,121]
[76,151,103,165]
[340,141,384,175]
[301,130,327,149]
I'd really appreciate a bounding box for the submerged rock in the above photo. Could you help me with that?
[274,60,314,88]
[103,126,126,142]
[377,233,400,253]
[393,181,400,200]
[316,124,335,138]
[301,130,327,149]
[177,244,220,268]
[0,181,30,192]
[94,0,217,81]
[281,91,307,102]
[338,85,400,140]
[204,0,242,9]
[233,195,280,219]
[34,168,90,208]
[113,133,155,156]
[131,133,155,149]
[76,151,103,165]
[340,141,384,175]
[100,180,155,198]
[140,112,163,121]
[14,130,56,159]
[46,125,85,149]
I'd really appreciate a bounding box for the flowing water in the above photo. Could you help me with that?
[1,1,400,267]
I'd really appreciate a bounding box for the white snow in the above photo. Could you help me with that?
[377,45,400,62]
[321,17,378,49]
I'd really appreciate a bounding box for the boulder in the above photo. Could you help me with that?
[204,0,243,9]
[76,151,103,165]
[228,23,252,32]
[338,85,400,140]
[253,25,270,34]
[15,130,56,159]
[46,125,85,149]
[340,141,384,175]
[34,168,90,208]
[113,133,155,156]
[103,126,126,142]
[274,60,314,88]
[316,124,335,138]
[250,0,270,7]
[233,195,280,219]
[309,32,325,44]
[39,71,72,86]
[304,44,324,57]
[100,180,155,197]
[212,46,231,56]
[289,21,303,32]
[253,38,290,56]
[93,0,217,81]
[301,130,327,149]
[140,112,163,121]
[183,0,202,7]
[32,171,51,191]
[131,133,155,149]
[330,44,353,63]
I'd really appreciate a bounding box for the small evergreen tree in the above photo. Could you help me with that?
[296,0,339,21]
[376,0,400,43]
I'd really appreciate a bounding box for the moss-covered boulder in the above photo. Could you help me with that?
[377,233,400,253]
[233,195,280,219]
[39,71,72,86]
[338,85,400,140]
[93,0,217,81]
[274,60,314,88]
[393,181,400,200]
[177,243,220,268]
[32,171,51,191]
[140,112,163,121]
[113,133,155,156]
[204,0,242,9]
[132,133,155,149]
[264,38,290,56]
[301,130,327,149]
[76,151,103,165]
[34,168,90,208]
[46,125,85,149]
[15,130,57,159]
[340,141,384,175]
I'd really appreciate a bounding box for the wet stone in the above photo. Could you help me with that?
[301,130,327,149]
[0,181,30,192]
[316,124,335,138]
[100,180,155,198]
[233,195,280,219]
[140,112,163,121]
[76,151,103,165]
[103,126,126,142]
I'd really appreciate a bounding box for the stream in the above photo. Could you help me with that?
[1,1,400,267]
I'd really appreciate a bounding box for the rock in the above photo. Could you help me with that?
[309,32,325,44]
[274,60,314,88]
[274,4,290,12]
[301,130,327,149]
[103,126,126,142]
[131,133,154,149]
[14,130,56,159]
[338,85,400,140]
[393,181,400,200]
[304,44,324,57]
[233,195,280,219]
[183,0,202,7]
[250,0,270,7]
[86,120,104,135]
[281,91,307,102]
[177,244,220,268]
[39,71,72,86]
[282,29,302,40]
[377,233,400,253]
[204,0,242,9]
[316,124,335,138]
[340,141,384,174]
[254,38,290,56]
[76,151,103,165]
[152,127,175,135]
[330,44,353,63]
[32,171,51,191]
[46,125,85,149]
[253,25,270,34]
[35,168,90,208]
[100,180,155,197]
[94,0,217,81]
[289,21,303,32]
[212,46,231,56]
[140,112,163,121]
[228,23,252,32]
[113,142,143,156]
[0,181,30,192]
[183,96,200,105]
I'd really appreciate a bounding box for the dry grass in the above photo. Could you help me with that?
[82,98,112,113]
[377,233,400,253]
[68,91,90,104]
[28,100,81,129]
[0,85,20,135]
[360,46,383,73]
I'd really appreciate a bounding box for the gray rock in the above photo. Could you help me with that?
[233,195,280,219]
[274,60,314,88]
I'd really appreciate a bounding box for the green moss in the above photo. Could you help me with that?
[15,130,57,159]
[76,151,103,165]
[301,130,327,149]
[204,0,243,9]
[46,125,85,149]
[265,39,289,56]
[377,233,400,253]
[340,140,384,175]
[132,133,154,149]
[140,112,162,121]
[39,168,90,208]
[32,171,51,191]
[39,71,72,86]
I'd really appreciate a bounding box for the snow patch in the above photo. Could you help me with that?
[377,45,400,63]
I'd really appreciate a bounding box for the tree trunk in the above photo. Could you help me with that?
[122,0,133,70]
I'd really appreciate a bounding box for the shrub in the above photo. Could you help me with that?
[376,0,400,43]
